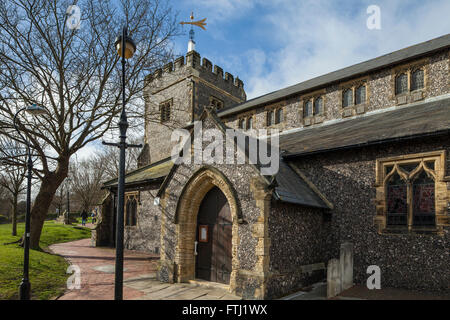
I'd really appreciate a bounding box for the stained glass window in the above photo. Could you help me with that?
[343,89,353,108]
[276,108,283,123]
[304,100,313,117]
[411,69,424,91]
[355,86,366,105]
[412,171,435,226]
[386,172,407,226]
[385,165,394,176]
[395,73,408,95]
[399,163,419,174]
[314,97,323,115]
[425,161,435,170]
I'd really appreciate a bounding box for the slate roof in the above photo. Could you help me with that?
[281,97,450,158]
[103,158,173,189]
[218,34,450,117]
[274,159,329,209]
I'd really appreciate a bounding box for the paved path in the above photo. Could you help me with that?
[49,238,239,300]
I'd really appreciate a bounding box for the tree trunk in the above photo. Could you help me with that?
[12,194,17,236]
[24,162,69,249]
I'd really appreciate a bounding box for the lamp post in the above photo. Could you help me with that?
[65,177,71,224]
[103,26,140,300]
[13,103,47,300]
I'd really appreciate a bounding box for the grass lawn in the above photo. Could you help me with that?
[0,221,91,300]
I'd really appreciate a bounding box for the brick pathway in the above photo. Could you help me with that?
[49,238,239,300]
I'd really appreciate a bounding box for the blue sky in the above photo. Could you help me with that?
[76,0,450,160]
[170,0,450,99]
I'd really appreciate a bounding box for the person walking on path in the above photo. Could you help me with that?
[81,209,88,226]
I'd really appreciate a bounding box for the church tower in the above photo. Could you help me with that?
[139,46,247,166]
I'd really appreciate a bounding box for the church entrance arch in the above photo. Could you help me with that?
[174,167,241,289]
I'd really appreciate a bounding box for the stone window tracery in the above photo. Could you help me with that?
[374,151,449,235]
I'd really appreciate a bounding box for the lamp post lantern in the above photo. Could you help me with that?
[103,26,141,300]
[13,103,47,300]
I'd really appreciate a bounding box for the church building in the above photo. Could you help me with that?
[94,34,450,299]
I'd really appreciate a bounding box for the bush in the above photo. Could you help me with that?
[0,215,9,224]
[46,213,58,221]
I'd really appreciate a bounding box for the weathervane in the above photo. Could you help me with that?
[180,12,207,30]
[180,12,207,52]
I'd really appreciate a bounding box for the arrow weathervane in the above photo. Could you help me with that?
[180,12,207,30]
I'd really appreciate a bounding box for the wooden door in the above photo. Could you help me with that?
[196,187,232,284]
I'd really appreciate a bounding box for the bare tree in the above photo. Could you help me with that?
[0,139,27,235]
[98,137,142,180]
[0,0,180,248]
[69,158,106,213]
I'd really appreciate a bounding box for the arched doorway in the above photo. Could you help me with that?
[173,167,241,291]
[196,187,232,284]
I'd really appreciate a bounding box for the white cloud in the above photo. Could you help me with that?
[235,0,450,99]
[73,142,101,161]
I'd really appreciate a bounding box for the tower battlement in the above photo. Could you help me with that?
[145,50,245,90]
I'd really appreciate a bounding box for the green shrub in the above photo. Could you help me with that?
[0,215,9,224]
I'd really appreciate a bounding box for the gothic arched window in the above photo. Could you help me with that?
[246,117,253,130]
[386,172,407,226]
[343,89,353,108]
[275,108,283,124]
[125,195,137,226]
[267,111,274,126]
[355,86,366,105]
[314,97,323,115]
[411,69,424,91]
[304,100,313,117]
[412,170,435,226]
[238,118,245,129]
[395,73,408,95]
